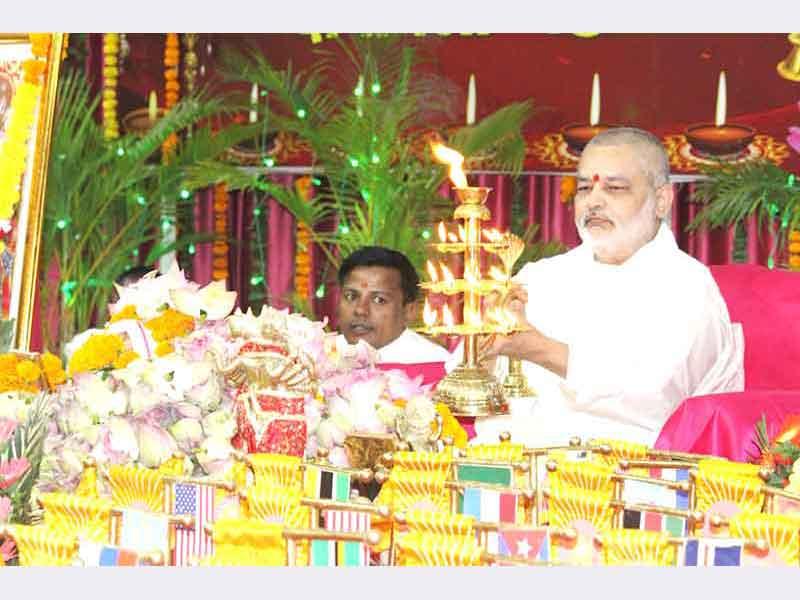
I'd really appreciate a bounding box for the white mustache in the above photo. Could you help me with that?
[580,212,615,228]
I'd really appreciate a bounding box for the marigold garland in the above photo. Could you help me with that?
[0,354,42,393]
[789,229,800,271]
[0,34,48,221]
[67,333,126,376]
[161,33,180,162]
[102,34,120,140]
[212,183,229,281]
[144,308,195,342]
[293,177,313,300]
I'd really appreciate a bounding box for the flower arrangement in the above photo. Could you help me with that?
[0,352,66,394]
[0,33,49,222]
[161,32,181,161]
[40,265,241,493]
[755,415,800,491]
[212,183,229,282]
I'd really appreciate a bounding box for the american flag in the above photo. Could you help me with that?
[173,482,215,566]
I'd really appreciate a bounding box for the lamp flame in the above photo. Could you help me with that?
[431,142,468,189]
[448,232,460,243]
[458,224,467,242]
[423,298,438,328]
[442,304,455,327]
[464,266,480,286]
[426,260,439,283]
[715,70,727,127]
[489,265,508,281]
[437,221,447,242]
[440,263,455,284]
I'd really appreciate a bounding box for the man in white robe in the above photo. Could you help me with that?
[474,127,744,446]
[336,246,450,365]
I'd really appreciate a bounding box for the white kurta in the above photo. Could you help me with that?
[337,328,451,364]
[473,223,745,447]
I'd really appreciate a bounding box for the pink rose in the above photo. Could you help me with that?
[0,418,17,446]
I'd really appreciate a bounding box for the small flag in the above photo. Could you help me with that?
[497,526,550,562]
[78,540,140,567]
[622,508,687,537]
[305,466,351,502]
[462,488,519,552]
[118,509,169,558]
[682,538,742,566]
[456,464,512,486]
[621,475,689,511]
[173,482,216,566]
[310,539,336,566]
[324,510,370,567]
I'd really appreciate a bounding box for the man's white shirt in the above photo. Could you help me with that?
[465,223,744,447]
[338,328,451,364]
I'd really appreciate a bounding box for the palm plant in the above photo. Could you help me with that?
[41,69,262,351]
[186,35,534,290]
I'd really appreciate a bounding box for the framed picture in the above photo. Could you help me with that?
[0,33,64,350]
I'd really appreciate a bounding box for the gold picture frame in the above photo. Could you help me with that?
[0,33,64,350]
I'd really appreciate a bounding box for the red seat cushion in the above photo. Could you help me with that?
[654,390,800,462]
[710,264,800,390]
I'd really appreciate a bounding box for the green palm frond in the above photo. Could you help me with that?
[688,160,800,248]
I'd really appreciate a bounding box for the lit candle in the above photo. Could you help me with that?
[148,91,157,123]
[715,70,726,127]
[589,72,600,126]
[249,83,259,124]
[466,74,476,125]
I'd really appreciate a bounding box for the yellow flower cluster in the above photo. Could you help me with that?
[102,33,120,140]
[0,34,48,221]
[67,333,126,376]
[161,33,180,162]
[0,351,66,393]
[144,308,195,342]
[108,304,140,323]
[41,352,67,388]
[154,341,174,357]
[112,350,140,370]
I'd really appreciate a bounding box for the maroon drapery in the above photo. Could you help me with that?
[188,173,783,328]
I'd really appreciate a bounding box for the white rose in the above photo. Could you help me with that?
[202,410,236,440]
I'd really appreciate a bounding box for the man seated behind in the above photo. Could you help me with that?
[337,246,450,366]
[477,127,744,446]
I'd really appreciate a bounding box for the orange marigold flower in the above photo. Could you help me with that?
[113,350,140,370]
[154,341,173,357]
[22,59,46,84]
[144,308,195,342]
[16,360,42,383]
[109,304,140,324]
[560,175,577,203]
[29,34,51,57]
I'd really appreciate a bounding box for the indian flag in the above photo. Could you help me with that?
[304,466,351,502]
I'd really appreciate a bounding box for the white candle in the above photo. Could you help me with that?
[148,90,157,122]
[715,70,727,127]
[249,83,259,124]
[466,74,476,125]
[589,72,600,126]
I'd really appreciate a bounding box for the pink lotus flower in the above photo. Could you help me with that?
[0,457,30,490]
[0,417,16,446]
[788,126,800,154]
[1,537,17,564]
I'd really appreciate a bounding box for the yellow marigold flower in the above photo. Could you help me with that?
[102,66,118,78]
[145,308,194,342]
[41,352,67,387]
[154,341,173,357]
[16,360,42,383]
[113,350,140,370]
[109,304,139,324]
[435,403,468,449]
[68,333,125,375]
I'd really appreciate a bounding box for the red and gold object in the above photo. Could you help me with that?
[212,183,229,282]
[684,71,756,158]
[161,32,180,162]
[101,33,119,140]
[293,176,313,300]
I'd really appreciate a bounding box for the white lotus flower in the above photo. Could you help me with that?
[170,418,203,450]
[170,280,237,321]
[202,410,236,440]
[108,417,140,460]
[136,422,178,468]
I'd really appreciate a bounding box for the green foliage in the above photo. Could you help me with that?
[42,69,262,350]
[688,160,800,254]
[201,35,534,285]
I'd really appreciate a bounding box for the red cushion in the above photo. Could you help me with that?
[655,390,800,462]
[710,264,800,389]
